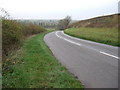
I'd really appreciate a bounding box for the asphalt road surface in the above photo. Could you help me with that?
[44,31,119,88]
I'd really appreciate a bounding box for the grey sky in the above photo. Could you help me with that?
[0,0,119,20]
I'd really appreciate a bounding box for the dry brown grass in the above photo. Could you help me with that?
[69,14,119,28]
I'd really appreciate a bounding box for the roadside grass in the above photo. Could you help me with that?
[3,30,84,88]
[64,28,119,46]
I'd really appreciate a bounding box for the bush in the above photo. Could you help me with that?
[2,19,46,58]
[22,23,46,36]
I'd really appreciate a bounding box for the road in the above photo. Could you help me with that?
[44,31,118,88]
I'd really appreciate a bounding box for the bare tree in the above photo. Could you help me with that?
[57,16,71,30]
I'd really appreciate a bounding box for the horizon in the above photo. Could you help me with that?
[13,13,118,21]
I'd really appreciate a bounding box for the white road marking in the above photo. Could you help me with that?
[56,32,62,38]
[61,31,118,49]
[56,32,81,46]
[100,51,119,60]
[56,31,119,60]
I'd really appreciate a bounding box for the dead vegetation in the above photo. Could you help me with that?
[69,14,119,28]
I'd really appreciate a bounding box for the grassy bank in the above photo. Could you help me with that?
[64,28,119,46]
[3,31,84,88]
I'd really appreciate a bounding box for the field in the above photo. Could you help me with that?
[3,30,84,88]
[64,28,119,46]
[69,14,119,28]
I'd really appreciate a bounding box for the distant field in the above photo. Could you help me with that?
[46,28,56,31]
[64,28,119,46]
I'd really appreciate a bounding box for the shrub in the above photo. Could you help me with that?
[2,19,46,58]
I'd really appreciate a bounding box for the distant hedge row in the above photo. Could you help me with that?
[2,19,46,58]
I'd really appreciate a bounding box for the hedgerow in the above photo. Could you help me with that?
[2,19,46,58]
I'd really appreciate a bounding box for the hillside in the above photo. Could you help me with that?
[69,14,119,28]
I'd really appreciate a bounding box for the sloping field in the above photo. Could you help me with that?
[69,14,119,28]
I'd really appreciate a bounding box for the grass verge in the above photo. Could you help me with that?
[3,30,84,88]
[64,28,119,46]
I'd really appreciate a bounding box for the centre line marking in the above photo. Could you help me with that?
[56,31,119,60]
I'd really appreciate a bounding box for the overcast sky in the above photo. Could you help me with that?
[0,0,119,20]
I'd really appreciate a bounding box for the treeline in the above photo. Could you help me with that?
[38,22,58,28]
[2,19,46,59]
[18,20,59,29]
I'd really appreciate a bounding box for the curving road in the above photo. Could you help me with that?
[44,31,118,88]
